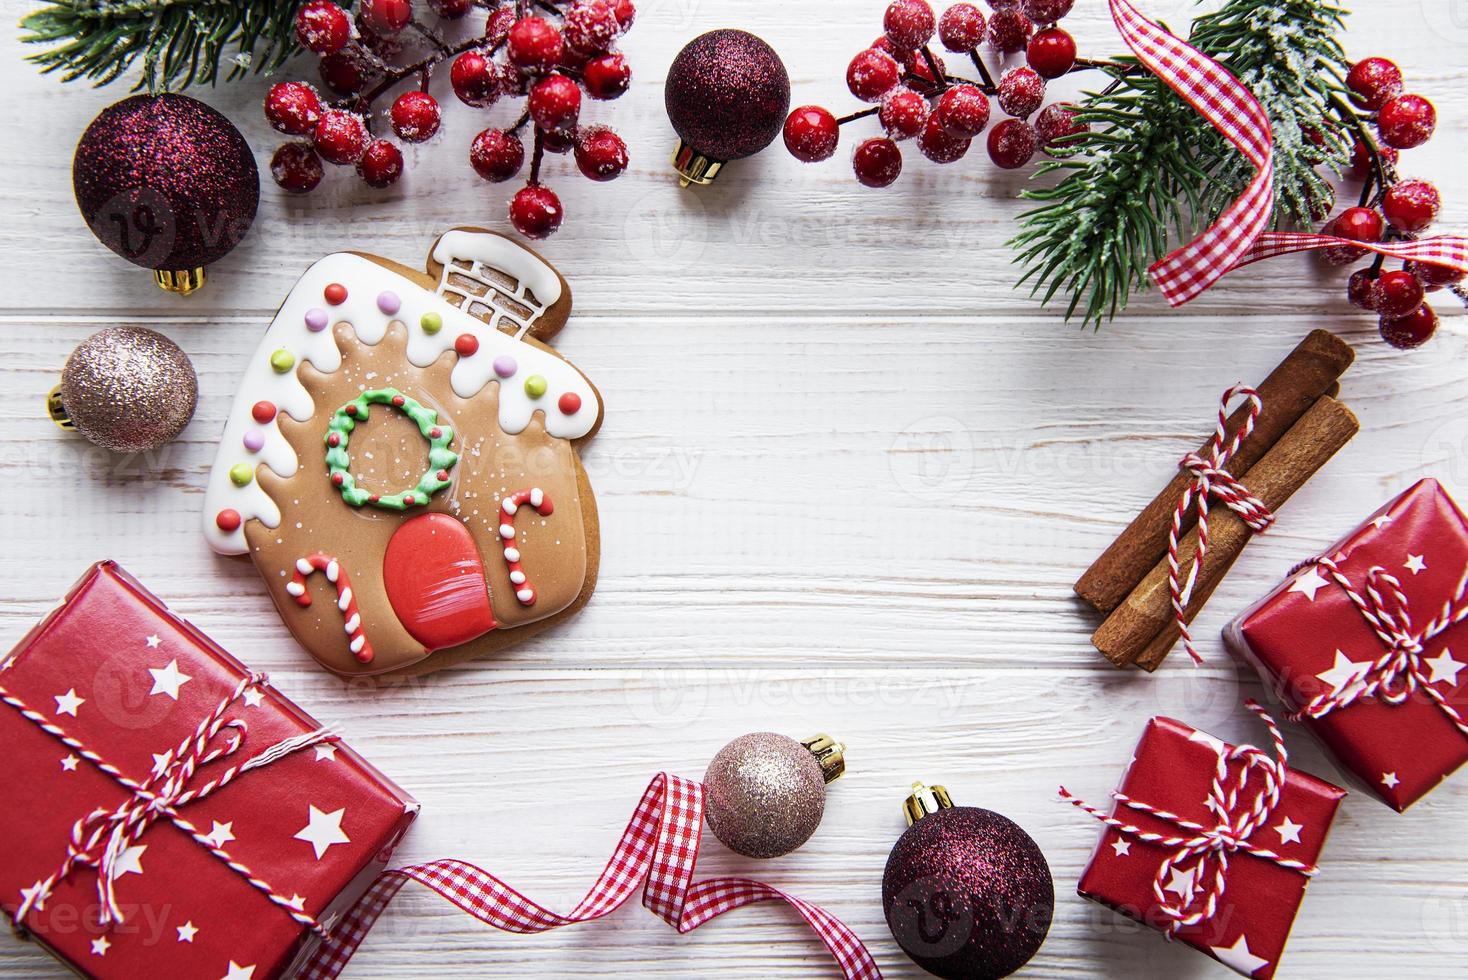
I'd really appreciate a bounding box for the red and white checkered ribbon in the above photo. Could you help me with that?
[1059,701,1317,938]
[1288,557,1468,738]
[1168,385,1276,665]
[299,773,881,979]
[1109,0,1468,304]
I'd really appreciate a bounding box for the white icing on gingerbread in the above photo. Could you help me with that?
[431,230,563,338]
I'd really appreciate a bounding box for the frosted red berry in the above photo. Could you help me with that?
[563,1,620,55]
[988,9,1033,53]
[574,125,629,180]
[265,82,323,136]
[357,139,405,188]
[1371,269,1426,319]
[939,4,986,51]
[784,106,841,162]
[542,126,577,153]
[1321,207,1384,265]
[529,73,582,131]
[390,90,441,142]
[1349,139,1398,179]
[1346,57,1403,111]
[1382,179,1441,233]
[885,0,937,49]
[1021,0,1073,22]
[986,117,1037,168]
[313,110,369,165]
[510,184,564,239]
[508,17,565,73]
[1406,260,1466,292]
[1377,94,1436,149]
[1026,26,1075,78]
[997,66,1045,118]
[935,84,991,139]
[485,4,517,45]
[469,128,526,182]
[296,0,352,55]
[1379,304,1439,350]
[429,0,472,17]
[1035,102,1087,152]
[918,114,973,163]
[1346,268,1379,311]
[853,136,904,187]
[848,48,902,103]
[880,88,929,140]
[582,52,629,99]
[271,142,325,193]
[611,0,635,29]
[359,0,412,35]
[451,51,501,107]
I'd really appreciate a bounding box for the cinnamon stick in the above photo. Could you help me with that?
[1091,395,1360,669]
[1075,330,1354,615]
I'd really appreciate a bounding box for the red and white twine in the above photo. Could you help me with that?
[1059,702,1317,938]
[1168,385,1276,665]
[290,553,374,665]
[1108,0,1468,304]
[1288,556,1468,738]
[0,672,333,935]
[498,487,553,606]
[299,773,881,980]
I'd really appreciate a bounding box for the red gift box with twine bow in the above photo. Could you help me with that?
[0,562,417,979]
[1226,478,1468,811]
[1064,709,1346,979]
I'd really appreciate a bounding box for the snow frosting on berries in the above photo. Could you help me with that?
[203,234,598,555]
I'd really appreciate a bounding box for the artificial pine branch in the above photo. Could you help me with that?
[1011,0,1354,327]
[20,0,319,93]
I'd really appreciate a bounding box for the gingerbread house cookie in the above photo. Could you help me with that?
[203,229,602,676]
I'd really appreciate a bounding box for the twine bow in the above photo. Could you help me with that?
[1289,557,1468,738]
[1169,385,1276,664]
[1060,702,1316,937]
[1,672,333,934]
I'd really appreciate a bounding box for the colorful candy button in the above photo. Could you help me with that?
[558,392,582,415]
[215,509,242,532]
[243,429,266,452]
[324,283,348,305]
[455,333,479,356]
[493,355,517,378]
[304,308,329,332]
[421,311,443,334]
[251,400,277,423]
[377,290,401,315]
[229,463,254,487]
[270,349,295,373]
[524,375,548,398]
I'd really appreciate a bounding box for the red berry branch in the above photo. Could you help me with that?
[1325,56,1462,350]
[783,0,1118,185]
[266,0,634,239]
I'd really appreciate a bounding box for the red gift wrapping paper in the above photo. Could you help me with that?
[1226,478,1468,811]
[0,562,418,979]
[1074,716,1345,979]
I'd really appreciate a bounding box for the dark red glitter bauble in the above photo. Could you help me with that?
[665,29,791,162]
[73,94,258,275]
[882,807,1053,980]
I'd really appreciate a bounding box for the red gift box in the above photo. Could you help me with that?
[1226,478,1468,811]
[1069,713,1346,979]
[0,563,417,979]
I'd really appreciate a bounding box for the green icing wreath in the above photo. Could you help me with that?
[325,388,457,510]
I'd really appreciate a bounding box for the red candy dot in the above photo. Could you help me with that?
[346,403,358,416]
[215,509,242,532]
[437,469,449,480]
[252,400,277,423]
[327,433,341,447]
[558,392,582,415]
[404,494,415,505]
[455,333,480,356]
[332,472,345,486]
[369,494,381,503]
[429,427,442,438]
[324,283,348,305]
[392,394,405,406]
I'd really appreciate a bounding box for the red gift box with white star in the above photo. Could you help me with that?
[1225,478,1468,811]
[1072,715,1346,979]
[0,562,418,979]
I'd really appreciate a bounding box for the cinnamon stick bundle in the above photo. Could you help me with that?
[1075,330,1354,615]
[1092,395,1360,670]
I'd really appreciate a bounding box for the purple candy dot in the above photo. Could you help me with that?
[493,356,517,378]
[305,308,329,332]
[377,291,401,315]
[243,429,266,452]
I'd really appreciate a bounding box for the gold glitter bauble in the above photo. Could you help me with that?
[703,732,828,859]
[57,327,198,453]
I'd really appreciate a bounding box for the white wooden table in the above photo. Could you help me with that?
[3,1,1466,976]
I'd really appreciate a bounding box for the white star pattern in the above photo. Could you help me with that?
[314,743,338,762]
[1404,554,1427,575]
[203,820,235,849]
[1371,514,1394,530]
[285,893,307,911]
[147,659,192,700]
[242,688,265,708]
[177,921,198,943]
[1316,650,1370,695]
[19,881,48,912]
[1211,934,1271,976]
[60,754,79,772]
[145,634,162,648]
[221,961,257,980]
[151,750,174,779]
[1426,649,1466,687]
[1287,567,1330,602]
[1382,772,1401,789]
[53,688,85,717]
[113,844,146,878]
[1111,839,1132,858]
[1187,729,1227,756]
[294,805,350,860]
[1274,817,1304,845]
[1164,864,1197,900]
[90,936,110,957]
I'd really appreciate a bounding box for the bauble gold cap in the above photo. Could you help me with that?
[154,267,206,296]
[800,733,847,784]
[672,140,724,187]
[902,781,955,826]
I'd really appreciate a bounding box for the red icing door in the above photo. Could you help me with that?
[383,513,496,652]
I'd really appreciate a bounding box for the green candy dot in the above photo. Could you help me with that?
[524,374,548,398]
[270,349,295,373]
[421,312,443,334]
[229,463,254,487]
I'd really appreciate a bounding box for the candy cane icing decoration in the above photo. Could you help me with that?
[288,554,374,664]
[499,488,553,606]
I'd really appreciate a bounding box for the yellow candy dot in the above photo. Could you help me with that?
[524,374,548,398]
[421,312,443,334]
[229,463,254,487]
[270,349,295,373]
